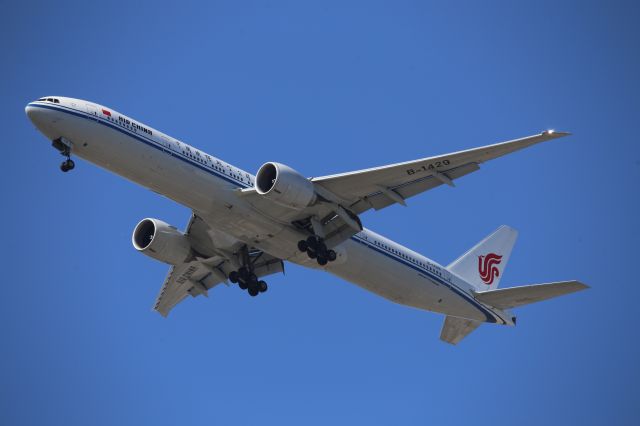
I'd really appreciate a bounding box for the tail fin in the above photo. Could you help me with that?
[447,225,518,291]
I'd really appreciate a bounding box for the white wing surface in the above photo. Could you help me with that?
[153,214,284,317]
[312,131,570,214]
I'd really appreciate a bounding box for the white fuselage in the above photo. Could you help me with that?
[26,97,511,324]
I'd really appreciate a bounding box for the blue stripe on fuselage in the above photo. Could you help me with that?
[29,102,503,323]
[27,102,251,188]
[349,234,503,323]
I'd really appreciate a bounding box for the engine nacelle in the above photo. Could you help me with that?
[255,162,317,210]
[132,218,192,265]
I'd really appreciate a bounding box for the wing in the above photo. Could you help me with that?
[154,260,222,317]
[237,131,567,251]
[153,214,284,317]
[312,131,570,214]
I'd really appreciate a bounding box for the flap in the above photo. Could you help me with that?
[153,213,284,317]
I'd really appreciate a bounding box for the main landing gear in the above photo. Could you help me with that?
[52,138,75,173]
[228,246,268,297]
[297,236,337,266]
[229,268,268,297]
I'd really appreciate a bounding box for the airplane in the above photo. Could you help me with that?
[25,96,588,344]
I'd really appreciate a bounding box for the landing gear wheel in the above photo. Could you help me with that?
[307,249,317,259]
[245,274,259,294]
[234,245,268,296]
[327,250,337,262]
[238,266,249,280]
[60,159,75,172]
[297,240,308,252]
[306,236,318,250]
[248,274,258,286]
[317,256,328,266]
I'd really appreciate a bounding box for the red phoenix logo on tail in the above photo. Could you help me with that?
[478,253,503,285]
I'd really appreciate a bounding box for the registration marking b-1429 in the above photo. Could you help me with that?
[406,159,450,175]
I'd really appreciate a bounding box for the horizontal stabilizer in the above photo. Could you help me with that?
[440,316,482,345]
[474,280,589,310]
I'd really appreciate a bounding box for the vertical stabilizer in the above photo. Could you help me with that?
[446,225,518,290]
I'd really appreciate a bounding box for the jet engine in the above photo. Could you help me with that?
[132,218,192,265]
[255,162,317,210]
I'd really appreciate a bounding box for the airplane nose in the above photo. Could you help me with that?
[25,104,44,125]
[25,102,56,135]
[26,101,63,142]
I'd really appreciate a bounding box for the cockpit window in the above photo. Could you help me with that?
[54,99,60,103]
[47,98,54,102]
[38,98,46,101]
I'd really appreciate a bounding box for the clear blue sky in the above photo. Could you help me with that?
[2,1,638,425]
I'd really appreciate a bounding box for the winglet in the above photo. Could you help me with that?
[542,129,571,138]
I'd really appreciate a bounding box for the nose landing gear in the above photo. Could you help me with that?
[298,236,337,266]
[52,137,75,173]
[60,158,75,172]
